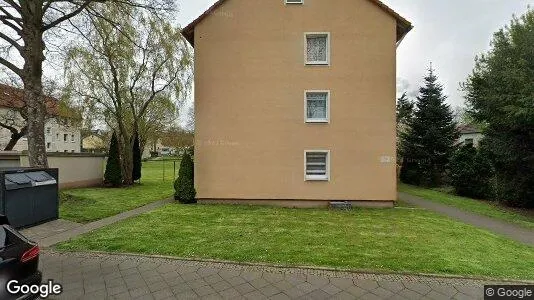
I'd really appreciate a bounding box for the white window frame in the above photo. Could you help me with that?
[304,150,330,181]
[304,32,330,66]
[285,0,303,4]
[304,90,330,123]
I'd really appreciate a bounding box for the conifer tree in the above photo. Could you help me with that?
[174,152,196,204]
[132,132,142,182]
[104,132,122,187]
[400,67,458,186]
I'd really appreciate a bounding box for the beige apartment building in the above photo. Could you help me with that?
[183,0,412,207]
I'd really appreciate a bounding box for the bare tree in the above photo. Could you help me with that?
[65,4,191,184]
[0,0,173,167]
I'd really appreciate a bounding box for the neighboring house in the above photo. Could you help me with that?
[82,134,106,153]
[0,84,81,153]
[457,124,484,147]
[182,0,412,207]
[142,138,165,158]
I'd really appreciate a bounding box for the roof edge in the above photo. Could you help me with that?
[181,0,413,47]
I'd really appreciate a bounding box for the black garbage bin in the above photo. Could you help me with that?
[0,168,59,228]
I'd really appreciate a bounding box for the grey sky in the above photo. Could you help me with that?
[176,0,532,109]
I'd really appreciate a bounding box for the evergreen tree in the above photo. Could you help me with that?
[396,92,414,126]
[396,92,414,176]
[174,152,196,204]
[400,67,458,186]
[132,132,142,182]
[449,143,493,199]
[104,132,122,187]
[463,9,534,208]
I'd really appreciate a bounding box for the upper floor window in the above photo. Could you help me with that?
[305,91,329,123]
[46,127,51,134]
[305,33,330,65]
[71,134,75,142]
[63,134,68,142]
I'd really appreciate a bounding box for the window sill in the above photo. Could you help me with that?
[306,119,329,124]
[305,62,329,66]
[305,176,329,181]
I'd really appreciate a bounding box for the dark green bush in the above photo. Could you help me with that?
[449,144,493,199]
[104,132,122,187]
[174,152,196,204]
[132,132,142,182]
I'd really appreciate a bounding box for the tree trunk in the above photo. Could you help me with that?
[21,1,48,167]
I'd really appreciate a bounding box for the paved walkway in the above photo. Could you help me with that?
[398,192,534,246]
[21,198,173,248]
[41,250,509,300]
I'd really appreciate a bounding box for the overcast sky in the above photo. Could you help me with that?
[176,0,532,109]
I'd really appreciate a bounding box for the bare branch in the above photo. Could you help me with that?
[43,0,94,31]
[0,56,21,76]
[0,31,22,52]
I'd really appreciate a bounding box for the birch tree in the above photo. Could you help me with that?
[0,0,173,166]
[65,4,191,184]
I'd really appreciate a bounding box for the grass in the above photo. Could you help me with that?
[59,160,179,223]
[399,183,534,229]
[56,203,534,280]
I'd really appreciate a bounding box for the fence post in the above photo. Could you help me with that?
[162,159,165,182]
[173,160,176,181]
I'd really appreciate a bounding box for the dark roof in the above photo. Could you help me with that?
[181,0,413,47]
[0,84,60,115]
[458,124,482,134]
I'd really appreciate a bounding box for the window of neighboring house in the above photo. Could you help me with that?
[305,33,330,65]
[305,150,330,181]
[46,127,51,134]
[63,134,68,142]
[46,142,51,149]
[71,134,75,142]
[64,150,68,153]
[305,91,329,123]
[71,150,75,153]
[465,138,474,146]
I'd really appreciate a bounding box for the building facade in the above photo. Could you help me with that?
[183,0,412,207]
[0,84,81,153]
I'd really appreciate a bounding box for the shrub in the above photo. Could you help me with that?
[174,152,196,204]
[104,132,122,187]
[132,132,142,182]
[449,144,493,199]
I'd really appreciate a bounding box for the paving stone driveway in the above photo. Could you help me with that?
[40,250,505,300]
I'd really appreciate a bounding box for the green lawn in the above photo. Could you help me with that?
[59,160,179,223]
[56,203,534,280]
[399,183,534,229]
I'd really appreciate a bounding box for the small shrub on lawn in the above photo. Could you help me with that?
[132,132,142,182]
[104,132,122,187]
[450,144,493,199]
[174,152,196,204]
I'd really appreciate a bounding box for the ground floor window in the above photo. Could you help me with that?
[305,150,330,181]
